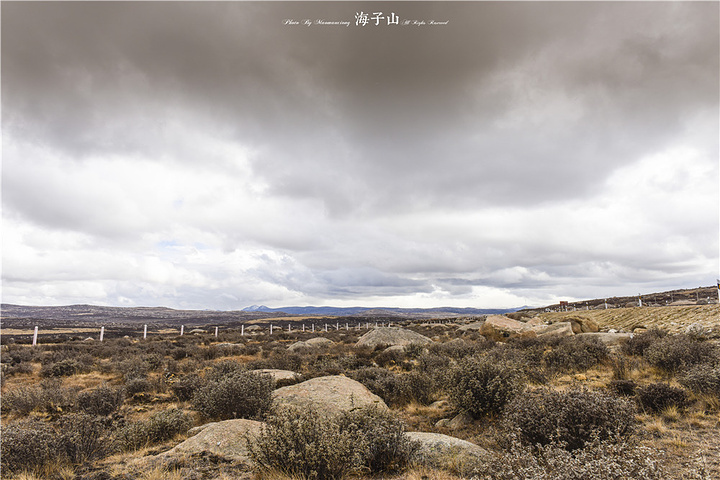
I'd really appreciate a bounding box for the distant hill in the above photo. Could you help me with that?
[240,305,521,317]
[522,285,718,313]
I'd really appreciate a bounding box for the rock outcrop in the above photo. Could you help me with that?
[273,375,388,413]
[355,327,432,349]
[532,322,574,338]
[480,315,536,340]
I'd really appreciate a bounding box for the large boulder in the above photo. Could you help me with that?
[288,337,335,352]
[458,321,485,332]
[480,315,536,340]
[355,327,432,349]
[406,431,490,475]
[273,375,388,413]
[566,317,600,334]
[141,419,263,466]
[305,337,334,347]
[532,322,574,338]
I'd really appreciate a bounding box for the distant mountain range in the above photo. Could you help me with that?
[240,305,523,316]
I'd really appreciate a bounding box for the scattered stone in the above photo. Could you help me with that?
[273,375,388,413]
[435,418,451,428]
[355,327,433,349]
[429,400,449,409]
[83,337,94,342]
[189,329,206,334]
[406,432,490,475]
[447,412,474,430]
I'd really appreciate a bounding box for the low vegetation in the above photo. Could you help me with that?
[1,305,718,479]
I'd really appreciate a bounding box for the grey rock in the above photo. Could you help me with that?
[533,322,574,338]
[406,431,490,475]
[273,375,388,413]
[142,419,263,466]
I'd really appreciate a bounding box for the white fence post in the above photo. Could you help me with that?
[215,326,219,337]
[180,325,184,336]
[288,324,292,332]
[312,324,315,333]
[324,324,328,332]
[144,324,148,339]
[336,322,339,330]
[32,326,38,346]
[345,323,348,330]
[302,324,305,332]
[241,324,245,336]
[99,326,105,342]
[270,325,273,335]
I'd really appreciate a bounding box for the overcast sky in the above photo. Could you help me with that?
[2,1,718,310]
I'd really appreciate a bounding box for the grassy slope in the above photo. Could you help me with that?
[537,304,719,334]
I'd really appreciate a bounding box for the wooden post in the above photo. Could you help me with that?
[32,326,38,346]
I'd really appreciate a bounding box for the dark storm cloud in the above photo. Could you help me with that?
[2,2,717,308]
[6,2,716,214]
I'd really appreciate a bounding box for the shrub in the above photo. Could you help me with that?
[1,380,77,416]
[544,336,609,373]
[58,413,111,463]
[350,368,435,407]
[170,373,204,401]
[125,377,153,397]
[473,434,667,480]
[249,406,413,479]
[206,359,246,382]
[77,383,125,416]
[636,383,688,413]
[644,334,716,374]
[338,407,415,474]
[0,419,61,474]
[115,408,193,451]
[448,356,523,418]
[621,328,667,357]
[249,406,356,480]
[503,388,636,451]
[679,364,720,396]
[1,385,46,415]
[608,379,637,397]
[40,358,84,377]
[192,370,274,420]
